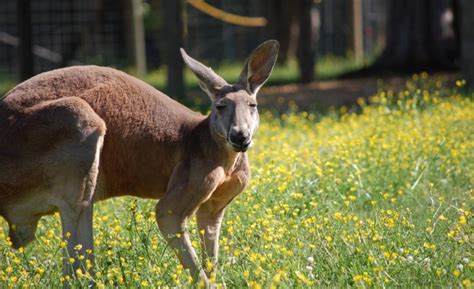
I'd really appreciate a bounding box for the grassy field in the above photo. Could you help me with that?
[0,77,473,288]
[0,55,367,98]
[141,55,368,91]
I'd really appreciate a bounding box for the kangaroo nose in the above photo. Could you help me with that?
[229,130,250,145]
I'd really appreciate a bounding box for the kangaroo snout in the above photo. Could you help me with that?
[228,129,251,152]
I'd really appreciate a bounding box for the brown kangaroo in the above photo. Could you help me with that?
[0,40,279,285]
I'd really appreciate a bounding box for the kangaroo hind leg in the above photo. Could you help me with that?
[34,97,106,278]
[7,215,40,249]
[57,129,104,279]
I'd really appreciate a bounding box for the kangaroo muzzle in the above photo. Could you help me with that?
[228,129,252,152]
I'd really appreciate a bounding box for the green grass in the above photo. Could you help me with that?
[0,78,472,288]
[141,55,368,92]
[0,55,368,98]
[0,79,14,98]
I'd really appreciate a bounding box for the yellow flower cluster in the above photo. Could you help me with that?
[0,76,472,287]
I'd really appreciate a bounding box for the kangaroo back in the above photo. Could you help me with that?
[2,66,205,199]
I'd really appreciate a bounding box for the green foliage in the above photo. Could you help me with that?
[0,77,14,99]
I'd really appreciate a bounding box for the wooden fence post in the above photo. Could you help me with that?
[17,0,34,81]
[131,0,147,76]
[163,0,185,99]
[462,0,474,88]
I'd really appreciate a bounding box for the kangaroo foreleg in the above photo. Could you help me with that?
[196,202,225,277]
[196,172,248,278]
[156,188,209,283]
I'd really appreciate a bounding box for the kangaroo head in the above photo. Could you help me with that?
[181,40,279,152]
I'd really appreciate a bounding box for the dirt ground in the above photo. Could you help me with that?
[256,73,460,112]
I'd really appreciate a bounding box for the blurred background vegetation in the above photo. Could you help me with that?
[0,0,473,108]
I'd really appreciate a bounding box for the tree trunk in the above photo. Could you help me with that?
[131,0,147,76]
[352,0,364,63]
[162,0,185,99]
[266,0,294,64]
[461,0,474,87]
[297,0,316,83]
[17,0,34,81]
[375,0,459,71]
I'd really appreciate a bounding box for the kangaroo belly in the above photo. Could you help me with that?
[97,137,181,200]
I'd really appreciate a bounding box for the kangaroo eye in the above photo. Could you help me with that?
[249,103,257,108]
[216,104,226,111]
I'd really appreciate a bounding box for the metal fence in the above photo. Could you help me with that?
[0,0,386,81]
[0,0,127,78]
[185,0,267,63]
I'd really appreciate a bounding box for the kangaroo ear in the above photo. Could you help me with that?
[238,40,279,95]
[180,48,228,100]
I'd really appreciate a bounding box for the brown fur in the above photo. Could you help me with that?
[1,66,204,200]
[0,40,278,285]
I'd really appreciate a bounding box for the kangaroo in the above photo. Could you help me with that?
[0,40,278,284]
